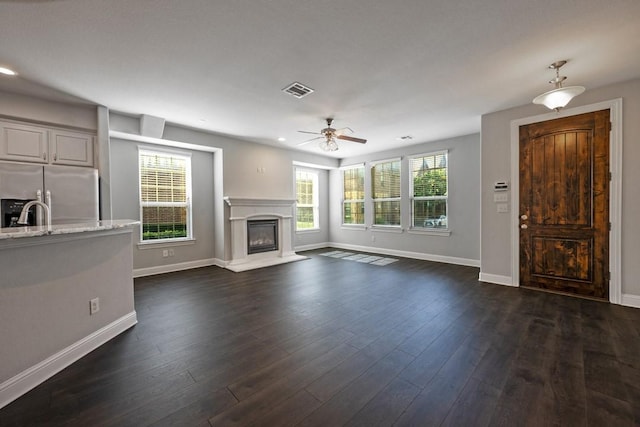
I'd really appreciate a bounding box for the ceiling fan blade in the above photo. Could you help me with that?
[334,127,354,136]
[337,135,367,144]
[297,136,323,146]
[298,130,321,135]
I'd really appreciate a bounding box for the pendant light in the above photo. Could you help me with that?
[532,60,585,112]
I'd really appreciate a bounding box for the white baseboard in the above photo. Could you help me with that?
[295,242,331,252]
[0,311,137,410]
[621,294,640,309]
[478,272,516,287]
[133,258,218,278]
[327,242,480,267]
[211,258,227,268]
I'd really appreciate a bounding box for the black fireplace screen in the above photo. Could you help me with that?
[247,219,278,254]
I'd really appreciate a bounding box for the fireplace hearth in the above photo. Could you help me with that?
[247,219,278,254]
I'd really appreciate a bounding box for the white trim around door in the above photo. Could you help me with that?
[510,98,623,304]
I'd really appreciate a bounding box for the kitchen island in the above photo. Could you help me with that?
[0,220,139,409]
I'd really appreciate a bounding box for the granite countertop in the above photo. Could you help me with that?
[0,220,139,240]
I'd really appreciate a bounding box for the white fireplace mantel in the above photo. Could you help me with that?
[224,197,297,208]
[223,197,307,272]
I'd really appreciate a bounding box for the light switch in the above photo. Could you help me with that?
[494,192,508,202]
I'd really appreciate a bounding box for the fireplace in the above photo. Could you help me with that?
[247,219,278,254]
[223,197,307,272]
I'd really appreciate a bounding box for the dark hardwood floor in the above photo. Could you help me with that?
[2,249,640,426]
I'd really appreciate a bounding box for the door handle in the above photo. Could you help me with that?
[520,214,528,220]
[520,224,528,229]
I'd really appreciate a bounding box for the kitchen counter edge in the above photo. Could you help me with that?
[0,220,139,240]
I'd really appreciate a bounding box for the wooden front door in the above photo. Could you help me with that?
[519,110,610,300]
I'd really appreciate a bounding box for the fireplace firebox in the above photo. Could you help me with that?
[247,219,278,254]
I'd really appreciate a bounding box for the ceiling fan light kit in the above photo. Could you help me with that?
[319,137,339,152]
[533,60,585,112]
[297,118,367,152]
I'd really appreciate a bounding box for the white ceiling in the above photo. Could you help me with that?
[1,0,639,158]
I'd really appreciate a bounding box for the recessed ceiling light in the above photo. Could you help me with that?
[0,67,17,76]
[277,137,286,142]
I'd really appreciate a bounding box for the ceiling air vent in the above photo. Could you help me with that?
[282,82,314,99]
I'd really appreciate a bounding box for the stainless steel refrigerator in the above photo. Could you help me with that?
[0,161,99,227]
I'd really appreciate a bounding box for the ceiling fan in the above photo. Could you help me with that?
[297,118,367,152]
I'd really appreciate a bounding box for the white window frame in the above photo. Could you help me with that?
[295,168,319,231]
[341,163,365,227]
[371,157,402,228]
[138,146,193,243]
[409,150,449,231]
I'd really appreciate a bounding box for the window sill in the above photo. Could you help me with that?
[137,238,196,249]
[341,224,366,231]
[371,226,403,234]
[407,227,451,237]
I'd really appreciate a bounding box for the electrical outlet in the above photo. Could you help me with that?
[371,235,376,242]
[162,249,169,258]
[90,297,100,315]
[168,249,175,257]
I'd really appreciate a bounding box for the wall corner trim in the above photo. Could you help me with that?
[478,272,516,287]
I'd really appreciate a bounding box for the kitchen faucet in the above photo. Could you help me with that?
[17,200,52,230]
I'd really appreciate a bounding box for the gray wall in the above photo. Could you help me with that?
[163,123,337,261]
[109,137,216,270]
[0,230,135,384]
[480,78,640,298]
[109,113,337,265]
[329,134,481,264]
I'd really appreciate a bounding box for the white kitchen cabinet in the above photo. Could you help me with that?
[0,121,49,163]
[50,129,95,167]
[0,120,95,167]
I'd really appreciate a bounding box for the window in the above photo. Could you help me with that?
[371,159,401,226]
[139,149,192,241]
[342,165,365,225]
[296,169,318,230]
[410,151,448,229]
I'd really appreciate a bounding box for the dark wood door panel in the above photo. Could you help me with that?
[531,236,592,282]
[530,131,592,226]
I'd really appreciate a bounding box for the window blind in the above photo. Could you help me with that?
[139,150,191,240]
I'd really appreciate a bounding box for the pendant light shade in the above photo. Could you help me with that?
[533,85,586,111]
[533,60,585,112]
